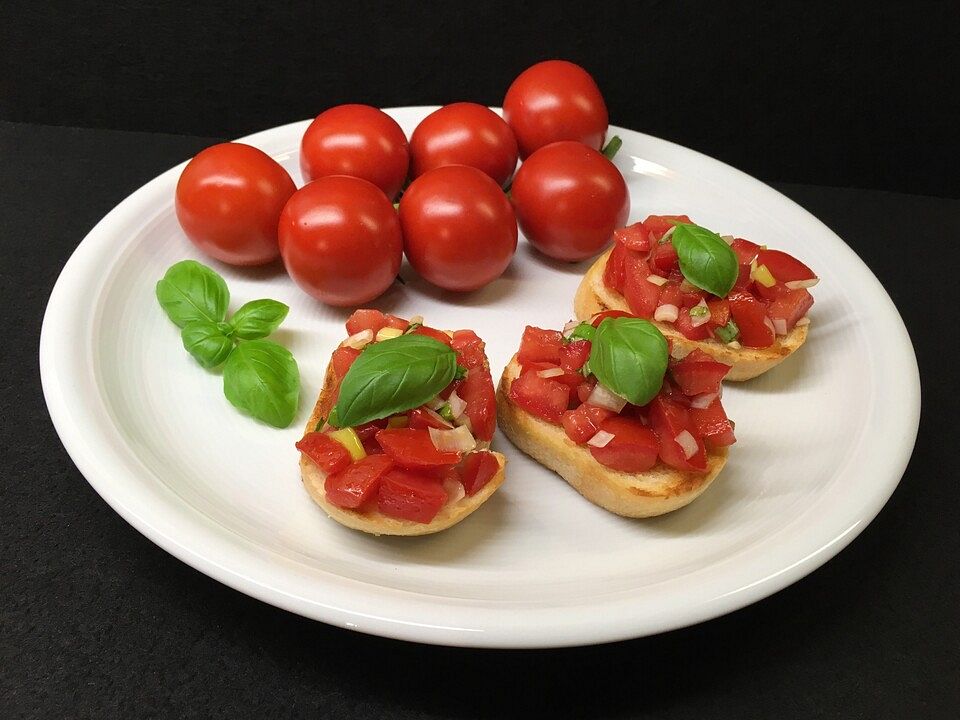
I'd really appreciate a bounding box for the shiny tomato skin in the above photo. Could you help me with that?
[649,395,707,471]
[377,469,448,523]
[613,222,651,252]
[296,432,353,475]
[399,165,518,291]
[623,256,661,318]
[330,346,361,378]
[730,238,761,264]
[767,288,814,331]
[649,242,679,274]
[756,249,816,283]
[670,358,731,396]
[689,399,737,449]
[502,60,608,158]
[509,371,571,424]
[589,416,660,472]
[642,215,692,242]
[410,103,518,187]
[175,143,296,266]
[460,367,497,441]
[604,241,628,291]
[728,292,776,347]
[278,176,403,307]
[512,141,629,261]
[561,404,615,444]
[461,451,500,496]
[559,340,592,372]
[517,327,564,365]
[375,428,461,469]
[407,407,453,431]
[300,104,409,199]
[324,454,394,510]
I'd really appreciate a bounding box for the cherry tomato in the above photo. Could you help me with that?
[502,60,608,159]
[278,176,402,306]
[300,104,409,200]
[175,143,296,266]
[511,141,629,261]
[399,165,517,291]
[410,103,519,187]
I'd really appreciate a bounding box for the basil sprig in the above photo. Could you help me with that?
[589,317,668,406]
[569,322,596,342]
[156,260,299,428]
[670,222,739,298]
[330,334,457,428]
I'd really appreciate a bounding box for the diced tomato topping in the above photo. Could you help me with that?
[756,249,816,284]
[576,376,597,403]
[680,288,707,308]
[377,469,448,523]
[408,407,453,431]
[674,309,712,340]
[345,309,387,336]
[296,432,353,475]
[732,262,753,291]
[412,325,452,345]
[559,340,592,372]
[383,314,409,331]
[450,329,487,370]
[656,284,681,310]
[460,366,496,441]
[324,455,394,510]
[509,371,571,424]
[331,346,361,378]
[706,299,730,327]
[461,451,500,496]
[520,362,582,388]
[375,428,461,469]
[648,241,679,274]
[670,355,731,396]
[603,240,628,291]
[561,404,615,444]
[623,254,662,318]
[588,416,660,472]
[354,420,386,441]
[517,326,564,364]
[361,436,382,455]
[730,238,761,264]
[649,395,707,471]
[728,292,775,347]
[767,288,814,332]
[690,399,737,449]
[613,222,651,252]
[754,281,789,301]
[590,310,633,327]
[642,214,692,241]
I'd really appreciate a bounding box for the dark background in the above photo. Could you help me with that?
[1,1,958,197]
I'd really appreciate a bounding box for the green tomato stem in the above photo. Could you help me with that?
[602,135,623,160]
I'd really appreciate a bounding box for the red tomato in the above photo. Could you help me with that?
[345,309,386,335]
[300,104,409,200]
[519,362,582,388]
[460,367,496,441]
[623,256,661,318]
[509,371,571,424]
[767,289,814,332]
[732,262,754,291]
[375,428,461,469]
[706,299,730,327]
[410,103,518,187]
[756,249,817,284]
[670,357,731,396]
[658,284,682,310]
[175,143,296,266]
[589,416,660,472]
[278,176,402,306]
[377,469,448,523]
[517,326,564,364]
[511,141,629,261]
[649,242,679,274]
[603,241,628,291]
[576,376,597,403]
[754,281,790,302]
[330,346,361,378]
[689,400,736,449]
[450,330,487,370]
[502,60,608,158]
[461,451,500,496]
[728,292,776,347]
[559,340,591,372]
[412,325,452,345]
[324,455,394,510]
[613,222,651,252]
[674,309,712,341]
[561,404,615,444]
[642,215,692,242]
[408,407,453,431]
[399,165,518,291]
[730,238,761,264]
[296,432,353,475]
[590,310,633,327]
[649,395,707,471]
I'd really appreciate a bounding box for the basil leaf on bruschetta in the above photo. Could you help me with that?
[590,317,668,406]
[670,222,739,298]
[155,259,230,328]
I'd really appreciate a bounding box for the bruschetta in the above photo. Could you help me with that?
[297,310,505,536]
[573,215,818,381]
[496,315,733,517]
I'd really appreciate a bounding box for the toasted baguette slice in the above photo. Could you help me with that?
[299,359,506,536]
[573,248,808,381]
[497,357,726,517]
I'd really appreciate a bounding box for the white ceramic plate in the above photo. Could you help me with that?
[40,107,920,648]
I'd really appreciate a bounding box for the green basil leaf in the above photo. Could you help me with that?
[181,320,235,368]
[671,223,739,298]
[229,299,289,340]
[222,339,300,428]
[156,260,229,328]
[331,334,457,428]
[569,322,596,342]
[590,317,668,406]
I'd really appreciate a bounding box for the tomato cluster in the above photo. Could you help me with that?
[174,60,628,306]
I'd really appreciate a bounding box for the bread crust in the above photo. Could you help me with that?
[573,248,808,381]
[298,359,506,536]
[496,357,726,517]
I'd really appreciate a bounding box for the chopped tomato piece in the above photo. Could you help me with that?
[324,455,394,509]
[520,362,582,388]
[559,340,592,372]
[623,254,661,318]
[450,329,487,369]
[408,407,453,431]
[517,326,564,364]
[509,371,571,424]
[756,249,816,284]
[361,436,382,455]
[730,238,761,264]
[706,298,730,327]
[331,346,361,378]
[375,428,461,468]
[345,308,387,336]
[670,355,730,396]
[460,367,496,441]
[588,416,660,472]
[576,376,597,404]
[354,420,386,441]
[377,469,448,523]
[767,288,814,332]
[649,395,707,471]
[754,281,789,301]
[561,404,615,444]
[603,240,628,291]
[590,310,633,327]
[690,399,736,449]
[728,292,775,347]
[674,309,712,340]
[648,241,679,274]
[296,432,353,475]
[461,451,500,496]
[613,222,651,252]
[680,287,707,308]
[642,214,692,241]
[732,262,753,291]
[656,283,681,310]
[412,325,452,345]
[383,314,409,330]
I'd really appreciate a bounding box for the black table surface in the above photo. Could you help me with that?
[1,120,956,719]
